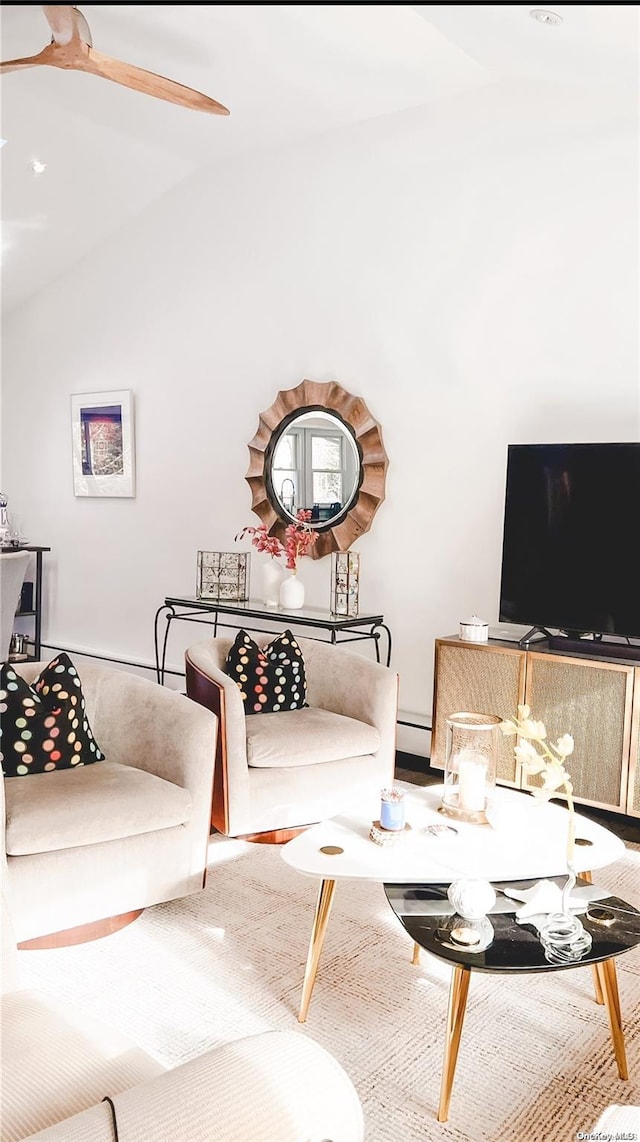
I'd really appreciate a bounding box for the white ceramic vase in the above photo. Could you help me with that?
[261,558,283,608]
[279,570,305,610]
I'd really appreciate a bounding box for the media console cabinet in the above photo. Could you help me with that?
[432,636,640,819]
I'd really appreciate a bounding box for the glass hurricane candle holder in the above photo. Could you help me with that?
[440,712,500,825]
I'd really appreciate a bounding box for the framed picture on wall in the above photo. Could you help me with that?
[71,390,135,497]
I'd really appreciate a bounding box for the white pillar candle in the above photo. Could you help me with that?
[457,755,487,813]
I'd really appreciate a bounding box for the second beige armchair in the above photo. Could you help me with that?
[185,636,398,840]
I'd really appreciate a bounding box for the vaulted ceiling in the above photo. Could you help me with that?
[1,4,637,314]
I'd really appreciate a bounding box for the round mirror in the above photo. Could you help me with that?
[245,379,388,559]
[267,410,361,529]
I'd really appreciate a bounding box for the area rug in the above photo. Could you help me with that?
[19,825,640,1141]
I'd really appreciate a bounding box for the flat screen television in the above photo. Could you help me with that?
[498,442,640,645]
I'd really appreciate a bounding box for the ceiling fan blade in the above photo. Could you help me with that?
[41,6,81,46]
[1,9,88,72]
[0,40,82,74]
[2,7,229,116]
[79,47,230,114]
[0,50,50,73]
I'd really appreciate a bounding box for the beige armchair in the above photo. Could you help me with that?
[185,635,398,840]
[3,661,217,946]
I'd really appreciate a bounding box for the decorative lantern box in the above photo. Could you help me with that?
[196,551,250,602]
[440,711,500,825]
[330,551,360,617]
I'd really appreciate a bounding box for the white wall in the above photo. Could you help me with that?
[2,78,638,755]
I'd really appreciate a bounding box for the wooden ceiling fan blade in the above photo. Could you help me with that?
[0,45,56,73]
[3,9,230,117]
[82,47,230,115]
[41,6,81,46]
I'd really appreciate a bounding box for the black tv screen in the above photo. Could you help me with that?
[498,443,640,640]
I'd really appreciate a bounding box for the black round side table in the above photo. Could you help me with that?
[384,879,640,1123]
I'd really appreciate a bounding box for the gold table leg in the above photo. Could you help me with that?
[437,964,471,1123]
[596,958,628,1080]
[297,878,336,1023]
[411,942,421,966]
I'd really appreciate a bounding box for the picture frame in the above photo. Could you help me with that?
[196,551,250,602]
[71,390,135,497]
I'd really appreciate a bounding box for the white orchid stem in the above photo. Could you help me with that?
[517,725,575,866]
[565,785,576,868]
[536,738,575,864]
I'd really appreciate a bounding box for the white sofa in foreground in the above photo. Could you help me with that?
[1,880,364,1142]
[589,1104,640,1135]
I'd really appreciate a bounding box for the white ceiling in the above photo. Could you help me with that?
[1,4,638,314]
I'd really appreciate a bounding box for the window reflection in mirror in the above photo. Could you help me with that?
[270,411,361,528]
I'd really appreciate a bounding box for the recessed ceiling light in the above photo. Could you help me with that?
[529,9,564,25]
[0,139,7,149]
[31,159,47,174]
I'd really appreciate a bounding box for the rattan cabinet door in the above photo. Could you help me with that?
[432,639,526,784]
[524,653,633,813]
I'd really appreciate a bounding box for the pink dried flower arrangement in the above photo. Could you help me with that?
[235,524,284,560]
[284,510,318,571]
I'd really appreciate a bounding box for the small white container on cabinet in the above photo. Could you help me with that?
[459,615,489,643]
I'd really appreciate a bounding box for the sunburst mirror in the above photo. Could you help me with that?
[245,379,388,559]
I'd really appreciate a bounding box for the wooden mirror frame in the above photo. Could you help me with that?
[245,379,388,559]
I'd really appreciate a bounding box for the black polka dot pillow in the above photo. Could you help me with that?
[0,653,106,778]
[226,629,307,714]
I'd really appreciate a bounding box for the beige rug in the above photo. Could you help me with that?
[19,824,640,1141]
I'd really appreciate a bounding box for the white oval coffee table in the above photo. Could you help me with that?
[281,783,625,1021]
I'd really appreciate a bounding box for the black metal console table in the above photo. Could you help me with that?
[154,595,392,685]
[1,544,50,661]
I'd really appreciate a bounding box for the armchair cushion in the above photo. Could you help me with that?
[226,629,307,714]
[0,655,105,778]
[5,763,192,856]
[246,707,380,768]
